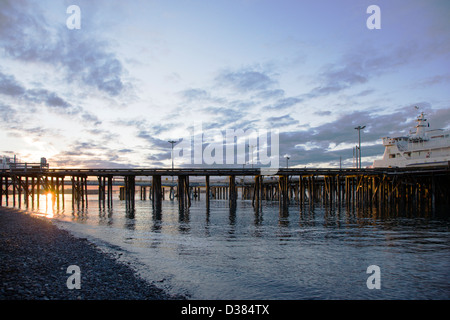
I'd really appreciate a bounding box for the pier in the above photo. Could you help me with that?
[1,166,449,212]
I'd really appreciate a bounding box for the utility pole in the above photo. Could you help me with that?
[168,140,176,182]
[250,145,256,169]
[284,154,290,169]
[354,126,366,169]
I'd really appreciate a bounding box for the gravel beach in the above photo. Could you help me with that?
[0,206,184,300]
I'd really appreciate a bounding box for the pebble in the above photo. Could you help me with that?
[0,207,185,300]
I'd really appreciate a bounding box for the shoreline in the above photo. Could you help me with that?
[0,206,185,300]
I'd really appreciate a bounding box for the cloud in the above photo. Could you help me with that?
[428,107,450,130]
[114,117,177,161]
[81,112,102,126]
[200,106,246,130]
[180,88,210,101]
[263,96,303,111]
[63,37,125,96]
[266,114,299,128]
[150,123,179,135]
[25,88,81,115]
[215,69,276,92]
[114,118,174,151]
[255,89,285,100]
[413,74,450,88]
[0,71,26,96]
[0,0,128,97]
[314,110,332,116]
[118,148,133,153]
[53,140,119,167]
[52,158,137,169]
[277,104,449,167]
[0,103,17,123]
[303,43,435,99]
[0,70,101,125]
[137,130,172,150]
[178,88,227,107]
[0,99,60,139]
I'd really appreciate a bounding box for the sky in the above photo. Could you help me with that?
[1,0,449,169]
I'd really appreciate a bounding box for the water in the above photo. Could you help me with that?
[4,192,450,299]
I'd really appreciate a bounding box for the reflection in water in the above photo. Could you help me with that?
[229,204,236,226]
[178,207,190,234]
[253,207,263,226]
[4,192,449,299]
[45,192,55,218]
[278,205,289,227]
[98,207,114,227]
[125,207,135,219]
[151,206,162,232]
[22,192,448,230]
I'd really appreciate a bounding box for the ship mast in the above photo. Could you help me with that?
[414,112,428,139]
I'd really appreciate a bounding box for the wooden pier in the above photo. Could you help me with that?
[1,166,449,213]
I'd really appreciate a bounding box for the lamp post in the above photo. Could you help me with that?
[284,154,290,169]
[250,145,256,169]
[354,126,365,169]
[168,140,176,181]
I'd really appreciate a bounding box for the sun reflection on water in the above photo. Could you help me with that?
[45,192,55,218]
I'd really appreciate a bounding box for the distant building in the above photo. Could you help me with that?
[1,155,49,172]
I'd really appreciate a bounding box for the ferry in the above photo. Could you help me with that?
[372,111,450,168]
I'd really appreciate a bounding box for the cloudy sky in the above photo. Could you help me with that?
[1,0,449,169]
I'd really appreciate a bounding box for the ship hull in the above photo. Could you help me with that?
[373,156,450,168]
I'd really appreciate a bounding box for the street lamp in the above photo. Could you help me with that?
[284,154,290,169]
[250,145,256,169]
[354,126,365,169]
[168,140,176,181]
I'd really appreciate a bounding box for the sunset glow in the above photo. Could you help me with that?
[1,1,449,169]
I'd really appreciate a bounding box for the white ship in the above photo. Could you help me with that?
[373,111,450,168]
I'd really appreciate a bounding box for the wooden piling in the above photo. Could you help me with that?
[177,175,191,209]
[229,175,237,207]
[278,175,289,209]
[1,167,449,215]
[124,175,135,210]
[252,175,261,208]
[205,175,210,208]
[152,175,162,209]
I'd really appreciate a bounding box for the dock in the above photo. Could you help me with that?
[1,166,449,213]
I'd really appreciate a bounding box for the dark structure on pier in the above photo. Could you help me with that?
[1,166,449,213]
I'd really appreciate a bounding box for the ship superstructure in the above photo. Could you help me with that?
[373,112,450,168]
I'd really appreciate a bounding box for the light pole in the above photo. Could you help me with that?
[168,140,176,181]
[250,145,256,169]
[284,154,290,169]
[354,126,365,169]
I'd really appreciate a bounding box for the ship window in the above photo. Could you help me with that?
[389,154,396,158]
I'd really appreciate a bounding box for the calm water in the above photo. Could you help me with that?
[5,191,450,299]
